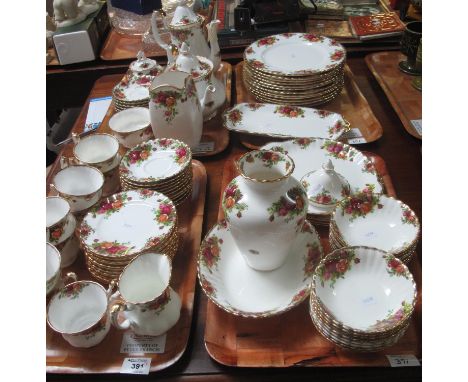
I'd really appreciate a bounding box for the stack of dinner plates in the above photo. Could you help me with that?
[329,193,420,264]
[310,246,417,352]
[243,33,346,106]
[79,190,179,284]
[112,74,153,112]
[119,138,193,206]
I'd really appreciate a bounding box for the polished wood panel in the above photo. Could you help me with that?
[234,62,383,149]
[365,51,422,139]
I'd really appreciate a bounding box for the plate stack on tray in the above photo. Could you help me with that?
[329,193,420,264]
[310,246,417,352]
[79,189,179,284]
[119,138,193,206]
[112,74,153,112]
[243,33,346,106]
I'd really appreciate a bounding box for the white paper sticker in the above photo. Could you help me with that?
[348,137,367,145]
[386,354,421,367]
[120,357,151,375]
[410,119,422,136]
[343,128,367,144]
[193,141,215,153]
[84,96,112,132]
[120,332,166,354]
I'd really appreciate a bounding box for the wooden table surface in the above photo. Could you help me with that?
[47,56,422,381]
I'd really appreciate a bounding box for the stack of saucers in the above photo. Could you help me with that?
[310,246,417,352]
[329,193,420,264]
[112,74,153,112]
[119,138,193,206]
[243,33,346,106]
[79,189,179,284]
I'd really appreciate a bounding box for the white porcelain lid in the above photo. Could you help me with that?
[333,194,420,253]
[261,138,383,215]
[301,160,350,208]
[130,51,159,73]
[313,247,417,332]
[198,220,323,318]
[80,190,177,258]
[224,103,350,141]
[244,33,345,76]
[170,0,199,27]
[170,42,213,80]
[119,138,191,183]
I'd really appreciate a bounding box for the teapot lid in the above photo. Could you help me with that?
[170,0,200,28]
[170,42,213,80]
[300,160,350,209]
[129,51,161,74]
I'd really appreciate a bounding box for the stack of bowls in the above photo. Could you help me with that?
[243,33,346,106]
[119,138,193,206]
[310,246,417,352]
[329,193,420,263]
[79,189,179,284]
[112,74,153,112]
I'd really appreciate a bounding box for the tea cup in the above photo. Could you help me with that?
[47,280,116,348]
[110,252,181,336]
[108,107,153,149]
[51,164,104,213]
[46,242,77,296]
[73,133,120,173]
[46,196,72,245]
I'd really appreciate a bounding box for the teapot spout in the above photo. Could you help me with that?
[207,20,221,71]
[151,10,170,51]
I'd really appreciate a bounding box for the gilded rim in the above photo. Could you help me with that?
[235,150,295,184]
[53,164,105,198]
[46,196,71,229]
[73,133,120,168]
[311,246,418,335]
[46,280,114,336]
[330,195,421,256]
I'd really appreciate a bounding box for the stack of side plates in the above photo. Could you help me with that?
[329,193,420,264]
[310,246,417,352]
[79,190,178,284]
[112,74,153,112]
[119,138,193,206]
[243,33,346,106]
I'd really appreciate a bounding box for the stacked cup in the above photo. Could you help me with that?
[72,133,122,197]
[329,192,420,264]
[310,246,417,351]
[79,189,179,284]
[46,242,77,296]
[46,196,80,266]
[119,138,193,206]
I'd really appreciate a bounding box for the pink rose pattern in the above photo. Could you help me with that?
[154,200,176,228]
[58,282,89,300]
[321,140,356,160]
[401,205,418,226]
[340,184,382,221]
[274,105,305,118]
[200,235,223,273]
[385,254,410,279]
[223,179,248,221]
[317,249,360,288]
[267,187,307,223]
[367,301,413,331]
[91,240,135,256]
[303,242,322,281]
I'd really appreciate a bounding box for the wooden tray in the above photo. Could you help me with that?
[365,51,422,139]
[46,160,207,373]
[234,62,383,149]
[203,153,421,367]
[100,29,167,61]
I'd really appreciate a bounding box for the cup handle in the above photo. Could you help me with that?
[106,280,118,299]
[342,118,352,134]
[110,302,131,331]
[71,132,80,144]
[59,156,68,169]
[63,272,77,285]
[49,183,57,194]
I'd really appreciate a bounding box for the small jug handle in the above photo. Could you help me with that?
[110,302,132,331]
[63,272,78,285]
[71,132,80,144]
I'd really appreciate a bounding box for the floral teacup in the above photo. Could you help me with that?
[46,196,72,245]
[52,164,104,213]
[47,280,116,348]
[110,252,181,336]
[108,107,154,149]
[46,243,77,296]
[73,133,120,173]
